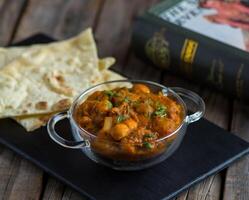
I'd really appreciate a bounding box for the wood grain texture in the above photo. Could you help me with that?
[0,149,43,200]
[13,0,66,41]
[223,101,249,200]
[53,0,103,39]
[177,174,222,200]
[0,0,27,45]
[0,148,18,198]
[14,0,102,42]
[95,0,161,71]
[124,52,162,81]
[62,188,84,200]
[41,178,64,200]
[4,159,43,200]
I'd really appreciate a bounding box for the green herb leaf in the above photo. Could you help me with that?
[104,90,117,98]
[124,97,130,103]
[143,134,155,139]
[143,142,153,149]
[154,103,167,117]
[116,115,126,123]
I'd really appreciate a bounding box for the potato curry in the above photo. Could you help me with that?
[75,84,183,160]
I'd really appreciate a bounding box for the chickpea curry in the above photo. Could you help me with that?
[75,84,184,161]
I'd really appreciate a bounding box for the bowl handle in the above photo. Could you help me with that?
[170,87,205,124]
[47,111,88,149]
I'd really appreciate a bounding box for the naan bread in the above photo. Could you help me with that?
[0,45,114,71]
[14,113,55,132]
[0,40,73,68]
[0,29,125,131]
[101,69,126,81]
[14,69,126,132]
[0,41,123,131]
[0,47,27,66]
[0,28,103,118]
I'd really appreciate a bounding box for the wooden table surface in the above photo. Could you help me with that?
[0,0,248,199]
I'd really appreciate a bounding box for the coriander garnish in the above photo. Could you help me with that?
[154,103,167,117]
[116,115,126,123]
[143,133,155,139]
[143,142,153,149]
[104,90,117,98]
[124,97,130,103]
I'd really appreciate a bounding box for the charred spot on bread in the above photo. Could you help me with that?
[35,101,48,110]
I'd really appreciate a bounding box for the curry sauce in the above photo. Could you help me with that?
[74,84,184,161]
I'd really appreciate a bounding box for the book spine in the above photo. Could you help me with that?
[132,13,249,100]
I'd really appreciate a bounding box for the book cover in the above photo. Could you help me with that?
[132,0,249,100]
[151,0,249,51]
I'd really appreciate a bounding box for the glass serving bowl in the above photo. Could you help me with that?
[47,80,205,171]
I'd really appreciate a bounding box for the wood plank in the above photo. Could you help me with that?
[95,0,161,72]
[53,0,103,39]
[201,90,230,129]
[0,148,19,198]
[124,52,162,81]
[0,0,27,45]
[42,178,64,200]
[0,148,43,200]
[14,0,102,41]
[223,101,249,200]
[176,174,223,200]
[62,188,85,200]
[3,159,43,200]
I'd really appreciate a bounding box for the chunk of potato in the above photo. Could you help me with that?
[153,118,176,135]
[132,84,150,93]
[102,117,113,132]
[135,103,153,116]
[124,118,137,130]
[95,100,112,112]
[110,123,130,141]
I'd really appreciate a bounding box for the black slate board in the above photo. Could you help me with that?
[1,35,249,200]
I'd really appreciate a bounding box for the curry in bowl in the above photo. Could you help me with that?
[74,84,184,161]
[48,80,205,170]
